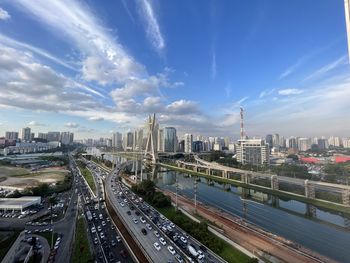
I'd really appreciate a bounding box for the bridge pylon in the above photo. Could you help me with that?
[144,113,158,171]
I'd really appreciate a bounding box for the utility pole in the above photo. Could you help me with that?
[175,173,178,211]
[194,178,198,212]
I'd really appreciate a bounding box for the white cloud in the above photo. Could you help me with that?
[137,0,165,52]
[64,122,79,128]
[0,7,10,20]
[303,55,348,82]
[259,88,275,98]
[28,121,45,126]
[88,116,104,121]
[166,100,199,115]
[278,88,304,96]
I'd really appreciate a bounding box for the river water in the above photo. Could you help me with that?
[89,149,350,262]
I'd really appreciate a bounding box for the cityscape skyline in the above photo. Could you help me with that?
[0,1,349,138]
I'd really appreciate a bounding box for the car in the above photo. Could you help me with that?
[120,249,128,258]
[167,245,176,255]
[154,230,160,237]
[146,223,152,230]
[101,221,106,226]
[153,242,161,251]
[111,240,116,247]
[175,254,184,263]
[100,232,105,239]
[135,211,140,216]
[159,237,166,246]
[141,228,147,235]
[97,226,102,232]
[133,218,138,224]
[93,237,98,245]
[127,211,131,215]
[140,217,146,223]
[180,236,187,244]
[120,202,125,207]
[170,222,175,228]
[116,236,121,242]
[91,226,96,233]
[111,225,115,230]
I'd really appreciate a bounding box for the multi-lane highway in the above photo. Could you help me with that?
[103,160,225,263]
[74,157,134,263]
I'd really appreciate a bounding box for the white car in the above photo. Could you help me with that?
[91,226,96,233]
[180,236,187,243]
[133,218,138,224]
[159,237,166,246]
[140,217,146,224]
[167,245,176,255]
[146,223,152,230]
[154,231,160,237]
[153,242,161,251]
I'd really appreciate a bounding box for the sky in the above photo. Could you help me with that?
[0,0,349,140]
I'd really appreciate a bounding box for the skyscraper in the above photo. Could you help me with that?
[157,129,164,152]
[60,132,74,145]
[47,132,60,142]
[163,127,177,152]
[184,133,193,153]
[21,127,31,141]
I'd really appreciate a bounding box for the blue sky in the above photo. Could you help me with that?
[0,0,349,139]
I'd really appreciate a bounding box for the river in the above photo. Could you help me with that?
[89,149,350,262]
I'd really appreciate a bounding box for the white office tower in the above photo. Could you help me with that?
[298,138,311,151]
[184,133,193,153]
[343,138,350,148]
[60,132,74,145]
[328,136,342,147]
[157,129,164,152]
[236,139,269,165]
[21,127,31,142]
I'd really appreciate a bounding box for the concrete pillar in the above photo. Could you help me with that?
[222,170,227,179]
[304,180,315,199]
[306,204,317,218]
[241,173,250,184]
[342,190,350,206]
[270,175,279,190]
[206,168,211,175]
[193,166,198,172]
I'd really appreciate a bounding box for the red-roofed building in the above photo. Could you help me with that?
[300,157,320,164]
[335,156,350,163]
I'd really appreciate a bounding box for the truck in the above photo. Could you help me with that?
[86,210,93,221]
[187,244,198,258]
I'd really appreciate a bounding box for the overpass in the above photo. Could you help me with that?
[176,156,350,206]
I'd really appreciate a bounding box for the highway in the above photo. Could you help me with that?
[74,157,134,263]
[104,160,226,263]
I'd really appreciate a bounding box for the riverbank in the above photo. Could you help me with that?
[158,163,350,216]
[161,188,335,263]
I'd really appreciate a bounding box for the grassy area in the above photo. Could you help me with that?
[37,232,58,248]
[72,217,94,263]
[0,231,20,261]
[159,163,350,216]
[157,206,254,263]
[77,163,96,193]
[0,165,30,177]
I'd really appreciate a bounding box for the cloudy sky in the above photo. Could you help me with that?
[0,0,349,139]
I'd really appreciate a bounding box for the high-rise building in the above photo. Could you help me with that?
[343,138,350,148]
[5,131,18,140]
[38,133,48,140]
[178,140,185,153]
[163,127,177,152]
[328,136,342,147]
[272,134,280,148]
[298,138,311,151]
[47,132,60,142]
[317,138,328,150]
[123,132,134,151]
[265,134,273,148]
[21,127,31,142]
[236,139,269,165]
[60,132,74,145]
[112,132,123,150]
[287,137,298,150]
[184,133,193,153]
[157,129,164,152]
[193,141,203,152]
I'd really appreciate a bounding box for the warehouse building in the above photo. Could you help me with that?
[0,196,41,212]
